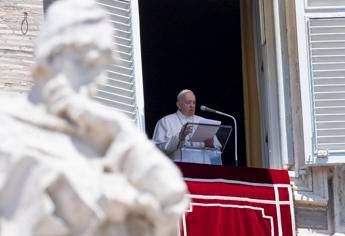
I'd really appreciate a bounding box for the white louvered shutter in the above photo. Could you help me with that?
[93,0,145,128]
[309,18,345,154]
[307,0,345,8]
[296,1,345,164]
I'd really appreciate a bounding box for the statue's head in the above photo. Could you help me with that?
[30,0,114,102]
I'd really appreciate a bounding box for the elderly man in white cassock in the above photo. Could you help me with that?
[153,89,222,164]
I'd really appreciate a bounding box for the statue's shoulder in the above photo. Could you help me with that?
[0,94,41,122]
[0,94,33,119]
[0,94,74,133]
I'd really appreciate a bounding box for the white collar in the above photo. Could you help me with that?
[176,110,194,123]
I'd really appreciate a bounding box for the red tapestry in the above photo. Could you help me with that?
[177,163,295,236]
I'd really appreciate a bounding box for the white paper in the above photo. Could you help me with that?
[187,118,221,142]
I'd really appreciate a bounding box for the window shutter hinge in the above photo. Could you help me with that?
[317,149,328,158]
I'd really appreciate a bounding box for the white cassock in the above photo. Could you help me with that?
[152,110,222,165]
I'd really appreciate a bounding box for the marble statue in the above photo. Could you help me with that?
[0,0,189,235]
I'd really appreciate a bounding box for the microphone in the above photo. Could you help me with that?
[200,105,238,166]
[200,105,226,116]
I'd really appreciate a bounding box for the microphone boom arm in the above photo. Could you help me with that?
[200,105,238,166]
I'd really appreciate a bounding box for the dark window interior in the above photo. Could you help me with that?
[139,0,246,166]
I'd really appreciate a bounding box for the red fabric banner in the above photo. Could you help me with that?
[177,163,295,236]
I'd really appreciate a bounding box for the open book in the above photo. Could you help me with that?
[186,118,221,142]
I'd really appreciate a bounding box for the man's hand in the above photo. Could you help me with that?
[179,125,192,141]
[204,138,214,148]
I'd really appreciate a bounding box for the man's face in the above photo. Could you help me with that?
[177,92,196,117]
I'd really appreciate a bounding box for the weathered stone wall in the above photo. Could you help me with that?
[0,0,43,94]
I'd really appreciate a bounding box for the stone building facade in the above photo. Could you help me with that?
[0,0,42,94]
